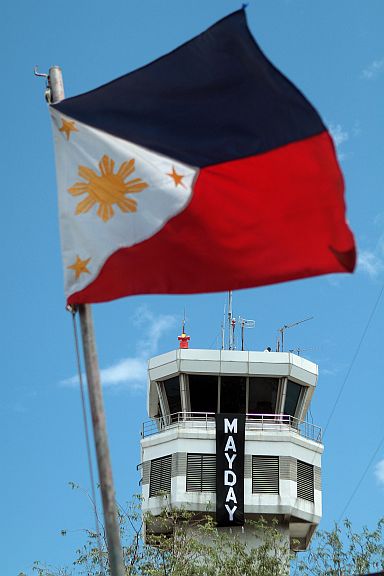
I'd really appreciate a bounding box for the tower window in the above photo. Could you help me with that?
[163,376,182,417]
[149,455,172,497]
[248,377,278,415]
[285,380,303,418]
[186,453,216,492]
[220,376,246,413]
[189,375,218,413]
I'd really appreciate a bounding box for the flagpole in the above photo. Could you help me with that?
[48,66,125,576]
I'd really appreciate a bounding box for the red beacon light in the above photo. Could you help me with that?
[178,332,190,349]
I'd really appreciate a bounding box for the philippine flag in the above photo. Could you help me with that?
[50,9,356,305]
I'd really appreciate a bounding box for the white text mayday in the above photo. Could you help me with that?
[223,418,238,522]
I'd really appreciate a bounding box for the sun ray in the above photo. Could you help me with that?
[97,203,115,222]
[75,196,97,215]
[117,197,138,212]
[78,165,99,182]
[117,159,135,179]
[68,182,90,196]
[126,181,149,193]
[99,154,115,176]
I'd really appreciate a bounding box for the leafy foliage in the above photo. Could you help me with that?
[31,493,289,576]
[294,518,384,576]
[29,488,384,576]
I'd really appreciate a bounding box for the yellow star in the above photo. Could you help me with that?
[59,119,78,141]
[167,166,185,188]
[67,255,91,279]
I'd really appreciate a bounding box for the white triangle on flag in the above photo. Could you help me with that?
[50,108,198,297]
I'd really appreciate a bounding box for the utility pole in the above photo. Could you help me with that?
[47,66,125,576]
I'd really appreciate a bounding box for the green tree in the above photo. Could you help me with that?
[28,490,384,576]
[30,493,290,576]
[295,518,384,576]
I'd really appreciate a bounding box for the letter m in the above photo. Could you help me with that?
[224,418,237,434]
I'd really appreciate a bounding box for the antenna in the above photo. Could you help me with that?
[238,317,255,351]
[228,291,235,350]
[276,316,314,352]
[223,291,256,351]
[222,299,226,350]
[288,346,316,357]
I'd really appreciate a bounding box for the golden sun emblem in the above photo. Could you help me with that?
[68,155,149,222]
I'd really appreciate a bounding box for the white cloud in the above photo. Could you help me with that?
[132,305,177,359]
[100,357,147,387]
[358,247,384,279]
[362,58,384,80]
[328,123,349,161]
[61,307,177,391]
[375,459,384,485]
[328,123,349,148]
[357,224,384,279]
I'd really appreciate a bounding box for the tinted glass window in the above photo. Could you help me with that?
[248,377,278,414]
[189,375,218,413]
[220,376,246,413]
[285,380,302,417]
[163,376,181,416]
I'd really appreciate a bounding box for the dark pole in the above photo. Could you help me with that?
[48,66,125,576]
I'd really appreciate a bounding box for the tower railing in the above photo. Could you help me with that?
[141,412,322,443]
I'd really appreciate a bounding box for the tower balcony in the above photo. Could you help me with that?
[142,411,322,444]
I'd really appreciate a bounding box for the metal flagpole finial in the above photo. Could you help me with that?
[48,65,64,104]
[34,65,48,78]
[34,66,51,103]
[34,64,64,104]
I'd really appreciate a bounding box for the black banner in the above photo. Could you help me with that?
[216,413,245,526]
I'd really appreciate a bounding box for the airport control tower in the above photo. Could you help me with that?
[140,314,323,556]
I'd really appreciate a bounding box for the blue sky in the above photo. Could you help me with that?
[3,1,384,574]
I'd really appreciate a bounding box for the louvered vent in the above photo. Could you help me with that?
[252,456,279,494]
[149,455,172,497]
[297,460,314,502]
[186,454,216,492]
[142,461,150,485]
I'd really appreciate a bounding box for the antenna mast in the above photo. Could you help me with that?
[238,317,256,351]
[277,316,314,352]
[225,292,255,351]
[228,291,235,350]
